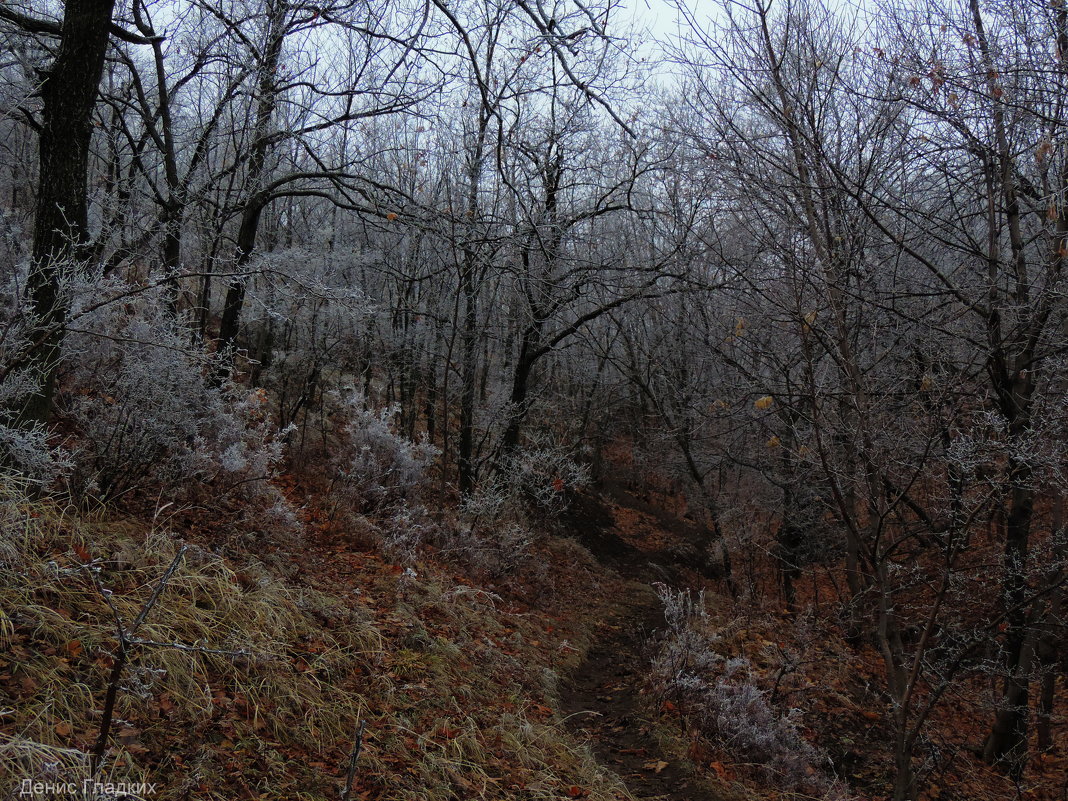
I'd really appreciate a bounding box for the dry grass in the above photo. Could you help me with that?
[0,475,638,800]
[0,478,378,800]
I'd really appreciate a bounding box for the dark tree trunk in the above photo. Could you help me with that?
[982,467,1035,774]
[457,265,478,493]
[501,322,542,453]
[1035,632,1058,752]
[216,198,266,361]
[424,364,437,444]
[214,0,284,367]
[777,513,804,614]
[160,205,183,314]
[983,373,1037,775]
[21,0,117,425]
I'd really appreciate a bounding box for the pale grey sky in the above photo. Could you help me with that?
[623,0,687,48]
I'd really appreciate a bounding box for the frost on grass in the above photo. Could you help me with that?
[648,584,849,799]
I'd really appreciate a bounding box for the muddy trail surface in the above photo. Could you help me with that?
[559,481,727,801]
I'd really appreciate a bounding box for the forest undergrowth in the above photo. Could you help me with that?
[0,463,629,801]
[5,436,1063,801]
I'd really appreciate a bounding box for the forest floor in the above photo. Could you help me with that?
[558,480,729,801]
[6,462,1066,801]
[560,477,1068,801]
[2,463,742,801]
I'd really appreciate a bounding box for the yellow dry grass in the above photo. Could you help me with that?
[0,478,377,800]
[0,476,636,801]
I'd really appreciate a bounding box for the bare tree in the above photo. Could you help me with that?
[0,0,154,424]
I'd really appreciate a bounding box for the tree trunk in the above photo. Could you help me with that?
[501,322,542,453]
[214,0,284,365]
[160,205,183,315]
[1036,668,1056,752]
[457,266,478,493]
[21,0,117,425]
[890,739,917,801]
[216,198,266,361]
[982,471,1035,776]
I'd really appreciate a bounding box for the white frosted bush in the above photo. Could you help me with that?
[380,506,438,565]
[440,514,536,578]
[457,438,591,539]
[430,441,588,577]
[0,295,71,487]
[58,279,292,516]
[329,391,437,510]
[649,585,846,797]
[496,440,590,520]
[0,368,69,486]
[245,249,375,434]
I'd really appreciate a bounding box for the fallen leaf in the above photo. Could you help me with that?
[117,727,140,744]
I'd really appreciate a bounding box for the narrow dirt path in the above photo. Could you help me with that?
[558,485,726,801]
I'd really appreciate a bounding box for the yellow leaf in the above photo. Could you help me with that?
[754,396,773,410]
[767,436,781,448]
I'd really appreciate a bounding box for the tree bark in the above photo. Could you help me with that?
[500,321,541,453]
[215,0,285,363]
[21,0,117,425]
[457,263,479,493]
[981,454,1036,772]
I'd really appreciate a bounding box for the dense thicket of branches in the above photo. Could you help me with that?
[1,1,1066,799]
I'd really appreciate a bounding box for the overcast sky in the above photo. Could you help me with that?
[623,0,687,49]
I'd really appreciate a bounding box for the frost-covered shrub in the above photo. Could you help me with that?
[497,440,590,521]
[380,505,438,565]
[648,585,846,798]
[0,273,72,487]
[476,438,589,527]
[427,441,587,577]
[0,369,70,486]
[446,481,541,577]
[243,249,375,440]
[328,391,437,510]
[442,510,537,578]
[58,278,292,517]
